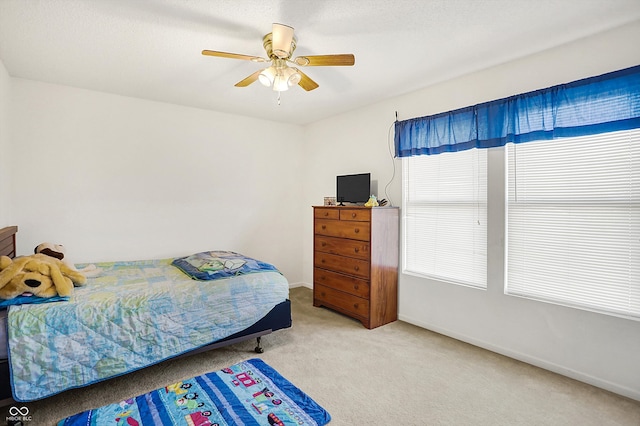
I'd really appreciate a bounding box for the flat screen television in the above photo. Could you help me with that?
[337,173,370,205]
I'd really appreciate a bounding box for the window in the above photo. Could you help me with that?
[396,65,640,318]
[402,148,487,288]
[506,129,640,319]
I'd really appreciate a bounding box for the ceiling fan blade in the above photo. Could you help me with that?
[234,69,263,87]
[202,50,266,62]
[294,54,355,67]
[272,23,295,58]
[297,69,319,91]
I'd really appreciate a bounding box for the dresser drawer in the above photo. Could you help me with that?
[315,252,370,279]
[314,208,339,220]
[314,235,370,260]
[340,209,371,222]
[314,219,370,241]
[314,284,370,319]
[314,267,370,298]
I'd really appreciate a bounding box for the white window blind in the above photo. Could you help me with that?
[402,149,487,288]
[506,129,640,319]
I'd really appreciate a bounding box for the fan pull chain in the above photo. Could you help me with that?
[277,91,281,105]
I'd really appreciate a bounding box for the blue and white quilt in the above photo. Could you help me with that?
[7,257,289,402]
[172,250,279,281]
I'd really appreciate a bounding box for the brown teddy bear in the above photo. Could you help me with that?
[34,242,101,277]
[0,253,87,300]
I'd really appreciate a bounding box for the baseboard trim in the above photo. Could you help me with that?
[289,282,312,289]
[398,314,640,402]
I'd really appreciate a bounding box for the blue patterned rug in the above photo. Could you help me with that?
[58,359,331,425]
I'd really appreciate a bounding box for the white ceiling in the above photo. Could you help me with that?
[1,0,639,125]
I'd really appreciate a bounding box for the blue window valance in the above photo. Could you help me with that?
[395,65,640,157]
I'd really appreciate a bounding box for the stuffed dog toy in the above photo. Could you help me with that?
[0,254,87,300]
[34,242,100,277]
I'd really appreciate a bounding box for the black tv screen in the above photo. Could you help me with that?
[337,173,370,205]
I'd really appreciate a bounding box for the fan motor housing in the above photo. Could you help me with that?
[263,33,297,60]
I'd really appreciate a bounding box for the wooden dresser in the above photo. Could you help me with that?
[313,206,399,329]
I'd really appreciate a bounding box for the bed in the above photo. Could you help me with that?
[0,226,292,405]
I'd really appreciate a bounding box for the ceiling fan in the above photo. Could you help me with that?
[202,23,355,92]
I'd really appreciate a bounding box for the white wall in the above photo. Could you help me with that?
[302,21,640,400]
[0,59,11,225]
[9,79,306,283]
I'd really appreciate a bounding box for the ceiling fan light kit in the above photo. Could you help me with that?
[258,60,301,92]
[258,66,276,87]
[202,23,355,97]
[285,68,302,86]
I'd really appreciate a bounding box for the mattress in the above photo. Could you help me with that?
[7,257,289,401]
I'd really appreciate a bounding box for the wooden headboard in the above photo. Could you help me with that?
[0,226,18,258]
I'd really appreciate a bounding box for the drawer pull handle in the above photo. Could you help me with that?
[321,259,325,263]
[324,212,329,216]
[354,266,359,271]
[321,225,326,230]
[354,285,359,290]
[354,248,359,253]
[321,292,326,297]
[354,228,359,234]
[321,242,326,246]
[351,213,356,218]
[353,303,359,309]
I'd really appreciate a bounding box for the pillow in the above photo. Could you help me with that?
[172,251,279,281]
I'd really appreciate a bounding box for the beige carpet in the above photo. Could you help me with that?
[2,286,639,425]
